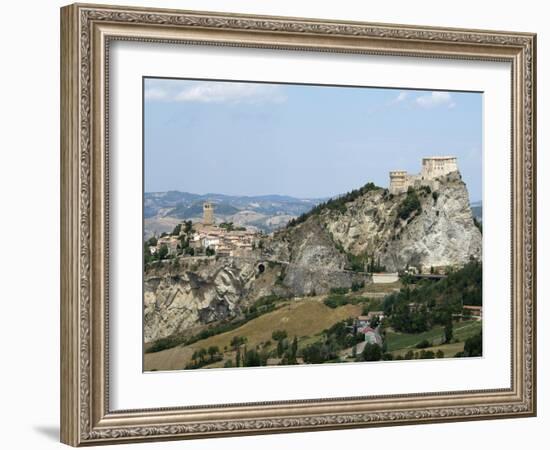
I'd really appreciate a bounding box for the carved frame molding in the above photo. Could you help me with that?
[60,3,536,446]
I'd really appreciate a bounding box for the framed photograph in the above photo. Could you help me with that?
[60,3,536,446]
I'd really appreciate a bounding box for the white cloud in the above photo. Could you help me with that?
[415,91,455,109]
[395,91,408,103]
[144,81,287,104]
[144,87,168,101]
[385,91,408,108]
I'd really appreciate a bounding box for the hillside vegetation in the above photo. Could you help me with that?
[144,297,363,371]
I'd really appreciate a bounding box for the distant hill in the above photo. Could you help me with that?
[144,190,325,237]
[470,201,482,222]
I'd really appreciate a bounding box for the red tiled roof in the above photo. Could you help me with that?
[360,327,375,334]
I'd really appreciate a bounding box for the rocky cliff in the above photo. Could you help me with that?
[144,257,264,342]
[316,171,482,272]
[144,171,481,343]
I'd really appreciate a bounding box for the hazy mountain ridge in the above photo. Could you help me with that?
[470,201,483,222]
[144,190,326,236]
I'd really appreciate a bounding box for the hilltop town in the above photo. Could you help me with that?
[146,201,261,260]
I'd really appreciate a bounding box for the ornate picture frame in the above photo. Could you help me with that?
[60,3,536,446]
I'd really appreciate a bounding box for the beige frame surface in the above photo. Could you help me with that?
[60,3,537,446]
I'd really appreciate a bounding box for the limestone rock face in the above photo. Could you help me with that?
[321,171,481,272]
[143,258,258,343]
[266,218,367,296]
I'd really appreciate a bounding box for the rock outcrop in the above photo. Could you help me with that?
[144,258,259,342]
[319,171,481,272]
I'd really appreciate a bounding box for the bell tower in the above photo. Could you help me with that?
[203,202,214,226]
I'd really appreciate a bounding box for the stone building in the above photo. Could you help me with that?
[203,201,214,225]
[389,156,458,194]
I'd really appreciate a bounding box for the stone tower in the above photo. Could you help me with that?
[203,202,214,226]
[389,170,408,195]
[420,156,458,180]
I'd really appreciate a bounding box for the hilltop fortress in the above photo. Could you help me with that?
[389,156,458,194]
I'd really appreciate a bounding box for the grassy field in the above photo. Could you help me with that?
[144,297,362,371]
[386,320,482,355]
[362,281,402,293]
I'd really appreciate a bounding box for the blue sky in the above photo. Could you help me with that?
[144,78,482,202]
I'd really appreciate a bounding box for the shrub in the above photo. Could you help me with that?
[171,224,182,235]
[415,339,431,349]
[463,332,482,357]
[361,343,382,362]
[418,350,435,359]
[145,335,185,353]
[330,287,349,295]
[397,188,422,221]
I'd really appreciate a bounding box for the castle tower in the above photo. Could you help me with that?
[421,156,458,180]
[203,202,214,226]
[389,170,408,194]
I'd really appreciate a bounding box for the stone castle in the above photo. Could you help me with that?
[389,156,458,194]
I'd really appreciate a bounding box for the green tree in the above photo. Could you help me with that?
[230,336,247,350]
[144,242,153,264]
[157,244,169,260]
[207,346,220,361]
[178,235,189,249]
[171,223,182,236]
[291,336,298,357]
[444,318,454,344]
[235,347,241,367]
[361,343,382,362]
[219,222,235,231]
[243,349,262,367]
[419,350,435,359]
[463,332,482,357]
[415,339,431,349]
[197,348,207,363]
[302,342,330,364]
[276,340,285,358]
[397,187,422,221]
[271,330,288,342]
